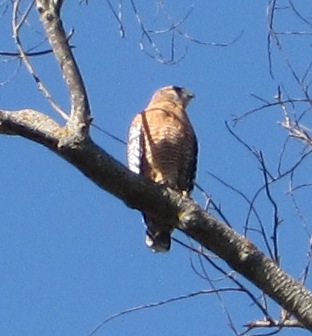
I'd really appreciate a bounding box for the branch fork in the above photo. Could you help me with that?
[1,0,312,332]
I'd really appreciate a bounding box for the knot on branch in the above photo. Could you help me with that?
[57,127,89,149]
[36,0,62,17]
[237,239,258,262]
[175,195,203,230]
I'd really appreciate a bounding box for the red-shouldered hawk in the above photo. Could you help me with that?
[127,86,198,252]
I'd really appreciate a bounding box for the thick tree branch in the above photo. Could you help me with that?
[0,109,60,146]
[178,201,312,330]
[0,109,176,219]
[2,0,312,332]
[36,0,91,135]
[1,109,312,330]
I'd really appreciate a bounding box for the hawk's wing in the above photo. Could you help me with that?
[179,132,198,193]
[127,115,143,175]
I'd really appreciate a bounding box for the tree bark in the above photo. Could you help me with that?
[1,0,312,331]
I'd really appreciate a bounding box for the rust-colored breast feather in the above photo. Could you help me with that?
[139,106,197,193]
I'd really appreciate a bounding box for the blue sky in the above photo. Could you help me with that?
[1,1,312,335]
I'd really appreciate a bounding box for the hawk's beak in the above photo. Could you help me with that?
[183,88,195,100]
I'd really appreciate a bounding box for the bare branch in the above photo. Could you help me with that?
[92,123,127,145]
[129,0,242,64]
[193,245,271,321]
[105,0,125,38]
[36,0,90,133]
[0,109,61,143]
[2,1,312,333]
[88,287,243,336]
[258,152,281,264]
[176,29,244,47]
[0,48,60,57]
[281,116,312,146]
[207,169,274,260]
[232,98,308,124]
[195,181,232,227]
[12,1,67,120]
[0,58,21,87]
[289,0,312,29]
[245,318,304,329]
[2,105,312,330]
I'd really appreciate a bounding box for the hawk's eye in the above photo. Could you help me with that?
[172,86,183,94]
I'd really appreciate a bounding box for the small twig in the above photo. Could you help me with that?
[232,98,308,124]
[195,252,239,335]
[289,0,312,29]
[207,170,274,260]
[0,48,61,57]
[12,1,68,120]
[173,240,272,324]
[105,0,125,38]
[195,182,232,227]
[92,123,126,145]
[88,287,242,336]
[177,29,244,47]
[244,318,304,329]
[258,151,281,264]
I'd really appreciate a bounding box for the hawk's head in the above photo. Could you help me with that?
[150,85,195,108]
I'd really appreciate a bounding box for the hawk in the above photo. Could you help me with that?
[127,86,198,252]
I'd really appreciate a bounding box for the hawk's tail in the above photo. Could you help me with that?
[145,228,171,252]
[143,214,172,252]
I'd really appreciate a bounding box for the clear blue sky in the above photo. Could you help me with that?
[1,1,311,335]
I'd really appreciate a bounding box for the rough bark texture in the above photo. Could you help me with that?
[1,107,312,330]
[177,201,312,328]
[1,0,312,332]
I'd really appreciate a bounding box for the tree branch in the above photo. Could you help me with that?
[245,318,304,329]
[36,0,91,135]
[1,107,312,330]
[1,0,312,332]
